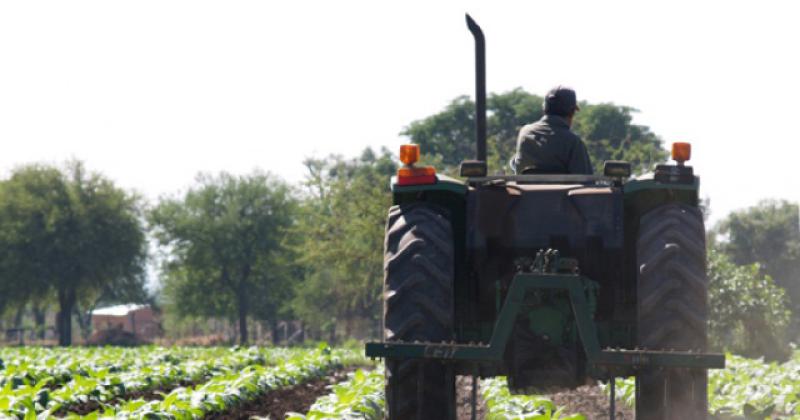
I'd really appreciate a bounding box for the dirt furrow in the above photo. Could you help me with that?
[206,366,362,420]
[456,375,487,420]
[57,379,202,416]
[549,384,634,419]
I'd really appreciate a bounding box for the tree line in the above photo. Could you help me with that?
[0,153,396,346]
[0,88,797,357]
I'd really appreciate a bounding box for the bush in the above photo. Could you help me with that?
[708,249,792,361]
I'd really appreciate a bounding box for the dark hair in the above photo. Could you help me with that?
[543,86,578,117]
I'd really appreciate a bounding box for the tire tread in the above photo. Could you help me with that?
[636,203,709,420]
[384,203,455,420]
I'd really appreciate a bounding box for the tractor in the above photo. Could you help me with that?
[365,15,724,420]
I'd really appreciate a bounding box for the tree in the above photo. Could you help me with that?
[572,103,668,174]
[291,148,396,341]
[713,199,800,341]
[150,171,296,344]
[713,200,800,313]
[0,162,147,345]
[402,87,668,174]
[0,168,56,325]
[707,249,792,361]
[400,95,475,169]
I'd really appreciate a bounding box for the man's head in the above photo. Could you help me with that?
[543,85,579,121]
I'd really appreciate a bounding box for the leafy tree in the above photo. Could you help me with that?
[402,96,475,169]
[291,148,396,340]
[486,89,545,170]
[572,103,667,174]
[0,162,147,345]
[707,249,792,361]
[0,167,62,327]
[713,200,800,311]
[150,171,296,344]
[402,88,668,174]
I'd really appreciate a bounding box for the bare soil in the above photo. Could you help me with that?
[550,385,634,420]
[456,375,487,420]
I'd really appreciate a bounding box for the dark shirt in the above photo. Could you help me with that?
[512,115,593,175]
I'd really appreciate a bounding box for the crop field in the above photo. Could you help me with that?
[608,352,800,420]
[1,347,799,419]
[0,345,374,419]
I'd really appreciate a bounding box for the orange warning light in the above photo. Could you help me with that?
[672,142,691,163]
[400,144,420,166]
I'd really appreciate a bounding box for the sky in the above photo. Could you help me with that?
[1,1,798,226]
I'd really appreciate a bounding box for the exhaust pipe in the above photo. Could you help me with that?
[466,14,487,163]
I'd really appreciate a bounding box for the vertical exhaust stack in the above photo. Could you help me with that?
[466,14,487,163]
[460,14,489,178]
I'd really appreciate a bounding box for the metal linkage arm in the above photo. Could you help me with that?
[366,274,725,371]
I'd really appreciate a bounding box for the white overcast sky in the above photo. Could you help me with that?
[1,1,798,226]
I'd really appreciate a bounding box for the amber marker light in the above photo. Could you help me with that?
[399,144,420,166]
[397,144,436,186]
[672,142,691,164]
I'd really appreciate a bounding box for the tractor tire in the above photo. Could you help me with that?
[635,203,708,420]
[383,203,455,420]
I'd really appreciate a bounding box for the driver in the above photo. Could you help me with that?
[511,86,593,175]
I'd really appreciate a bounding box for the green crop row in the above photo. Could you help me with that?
[0,347,170,389]
[288,367,384,420]
[606,352,800,419]
[708,353,800,419]
[0,346,295,418]
[0,346,285,390]
[481,377,585,420]
[76,346,359,419]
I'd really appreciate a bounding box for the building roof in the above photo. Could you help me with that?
[92,304,148,317]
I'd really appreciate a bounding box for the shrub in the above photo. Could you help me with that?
[708,249,792,361]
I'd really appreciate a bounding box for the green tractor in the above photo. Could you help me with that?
[366,15,724,420]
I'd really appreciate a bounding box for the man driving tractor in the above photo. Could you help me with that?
[512,86,593,175]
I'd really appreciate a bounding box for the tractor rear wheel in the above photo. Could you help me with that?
[383,203,455,420]
[635,203,708,420]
